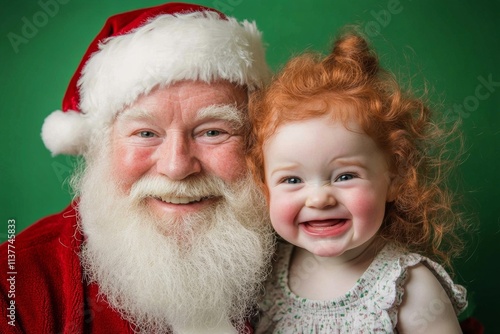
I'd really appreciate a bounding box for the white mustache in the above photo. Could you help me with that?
[129,175,225,202]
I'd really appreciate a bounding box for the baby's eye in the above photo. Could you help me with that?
[335,174,355,182]
[138,131,156,138]
[282,177,302,184]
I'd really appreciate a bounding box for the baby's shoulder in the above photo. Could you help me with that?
[401,263,452,303]
[397,264,464,332]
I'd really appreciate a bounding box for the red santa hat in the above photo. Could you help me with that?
[41,2,270,156]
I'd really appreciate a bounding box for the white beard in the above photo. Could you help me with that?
[73,144,275,334]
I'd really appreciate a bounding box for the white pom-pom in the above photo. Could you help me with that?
[41,110,88,156]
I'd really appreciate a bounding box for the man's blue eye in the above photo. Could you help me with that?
[139,131,155,138]
[284,177,302,184]
[336,174,354,182]
[206,130,221,137]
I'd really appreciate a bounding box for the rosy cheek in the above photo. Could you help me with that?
[269,196,299,229]
[111,144,155,193]
[349,191,386,225]
[201,145,247,182]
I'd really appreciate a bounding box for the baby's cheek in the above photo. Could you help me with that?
[350,191,387,225]
[269,197,300,232]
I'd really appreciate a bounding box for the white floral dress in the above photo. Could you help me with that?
[255,242,467,333]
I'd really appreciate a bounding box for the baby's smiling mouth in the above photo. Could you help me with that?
[304,219,347,228]
[300,219,349,237]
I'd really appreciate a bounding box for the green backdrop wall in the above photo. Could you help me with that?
[2,0,499,330]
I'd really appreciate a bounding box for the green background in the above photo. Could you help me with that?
[1,0,499,330]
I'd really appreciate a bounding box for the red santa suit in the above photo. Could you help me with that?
[0,203,137,333]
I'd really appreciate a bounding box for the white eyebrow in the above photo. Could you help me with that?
[115,104,246,129]
[197,104,246,129]
[116,108,156,122]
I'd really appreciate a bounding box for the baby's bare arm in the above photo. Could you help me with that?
[397,264,462,334]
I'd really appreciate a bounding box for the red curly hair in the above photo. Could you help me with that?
[247,28,467,268]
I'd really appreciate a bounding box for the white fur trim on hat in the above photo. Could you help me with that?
[41,110,88,156]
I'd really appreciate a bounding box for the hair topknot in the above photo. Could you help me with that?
[326,30,379,82]
[247,27,469,269]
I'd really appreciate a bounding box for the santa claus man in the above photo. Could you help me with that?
[0,2,275,333]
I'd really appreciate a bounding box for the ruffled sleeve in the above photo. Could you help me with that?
[369,243,468,326]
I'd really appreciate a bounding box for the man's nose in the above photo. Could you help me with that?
[156,134,201,180]
[305,185,336,209]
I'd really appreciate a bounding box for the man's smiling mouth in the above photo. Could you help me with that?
[152,195,213,204]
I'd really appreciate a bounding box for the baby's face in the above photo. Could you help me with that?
[263,115,393,258]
